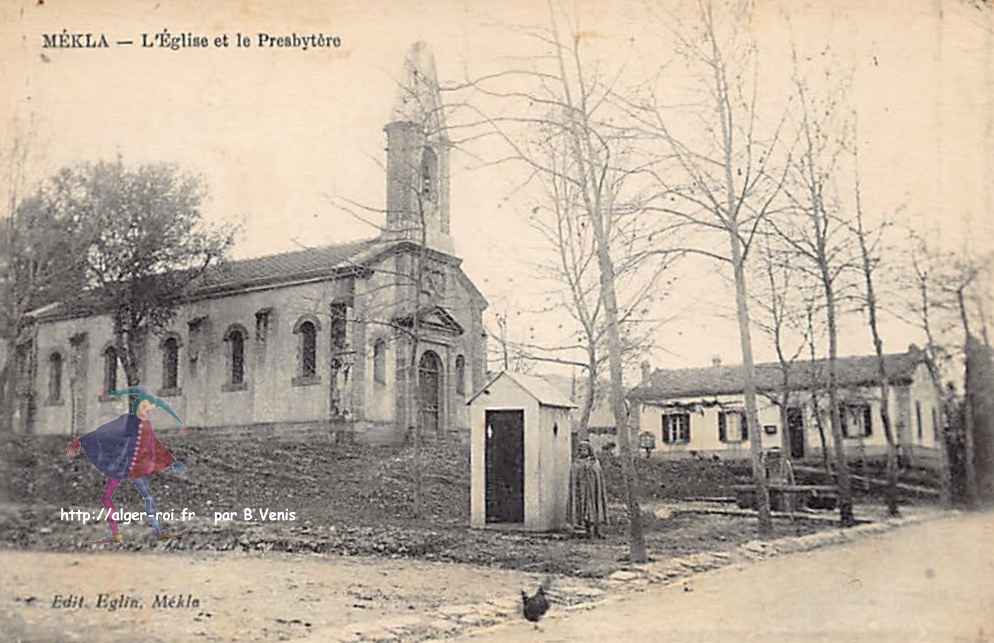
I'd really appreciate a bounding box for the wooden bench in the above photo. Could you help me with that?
[730,484,838,511]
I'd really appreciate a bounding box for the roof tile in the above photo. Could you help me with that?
[630,351,924,400]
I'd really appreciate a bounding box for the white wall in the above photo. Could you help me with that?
[32,278,349,435]
[639,394,783,459]
[537,405,572,531]
[470,375,571,531]
[636,377,941,460]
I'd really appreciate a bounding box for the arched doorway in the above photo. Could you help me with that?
[419,351,442,435]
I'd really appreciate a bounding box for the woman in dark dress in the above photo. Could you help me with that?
[568,440,609,538]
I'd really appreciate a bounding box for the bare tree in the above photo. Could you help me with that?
[629,0,796,536]
[449,2,666,560]
[938,250,994,507]
[526,128,679,441]
[849,138,900,517]
[752,233,811,464]
[803,301,833,474]
[903,230,964,505]
[769,53,860,526]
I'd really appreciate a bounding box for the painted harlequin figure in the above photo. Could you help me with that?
[66,386,187,542]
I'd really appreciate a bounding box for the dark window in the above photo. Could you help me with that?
[916,401,924,441]
[255,309,272,342]
[227,329,245,385]
[373,339,386,384]
[841,404,872,438]
[661,413,691,444]
[455,354,466,395]
[48,353,63,402]
[103,346,118,394]
[162,337,179,389]
[299,321,317,377]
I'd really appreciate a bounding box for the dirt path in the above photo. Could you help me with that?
[454,511,994,643]
[1,548,538,642]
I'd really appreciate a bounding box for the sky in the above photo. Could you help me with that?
[1,0,991,377]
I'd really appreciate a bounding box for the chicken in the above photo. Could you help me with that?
[521,577,552,624]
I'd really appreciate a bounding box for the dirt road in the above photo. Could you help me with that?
[1,548,537,642]
[456,511,994,643]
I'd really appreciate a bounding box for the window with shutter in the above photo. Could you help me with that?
[662,413,690,444]
[718,410,747,442]
[862,406,873,437]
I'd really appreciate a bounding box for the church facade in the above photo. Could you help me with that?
[12,43,488,445]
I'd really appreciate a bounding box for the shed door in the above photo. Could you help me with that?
[485,409,524,523]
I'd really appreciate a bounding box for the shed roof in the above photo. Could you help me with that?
[467,371,578,409]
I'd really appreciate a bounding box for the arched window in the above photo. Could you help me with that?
[48,352,63,403]
[299,321,317,377]
[224,326,247,386]
[420,147,438,201]
[373,338,387,384]
[292,316,322,382]
[161,336,180,390]
[103,346,118,394]
[455,354,466,395]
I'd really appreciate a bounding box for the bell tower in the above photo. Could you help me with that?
[383,42,454,255]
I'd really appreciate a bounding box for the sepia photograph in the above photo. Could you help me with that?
[1,0,992,641]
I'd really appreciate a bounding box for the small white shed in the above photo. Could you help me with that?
[467,372,575,531]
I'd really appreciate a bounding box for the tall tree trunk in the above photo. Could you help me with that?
[853,190,900,516]
[779,391,790,455]
[918,273,953,505]
[806,311,832,475]
[410,217,427,519]
[590,214,646,562]
[958,288,980,508]
[729,232,773,537]
[575,355,596,442]
[0,355,12,432]
[823,279,856,527]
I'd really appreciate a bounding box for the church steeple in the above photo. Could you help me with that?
[383,42,454,255]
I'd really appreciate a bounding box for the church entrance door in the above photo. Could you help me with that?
[419,351,441,435]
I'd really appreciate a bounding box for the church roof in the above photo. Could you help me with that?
[195,238,378,294]
[30,238,377,320]
[30,236,487,321]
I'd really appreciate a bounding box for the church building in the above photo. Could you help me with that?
[12,42,488,445]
